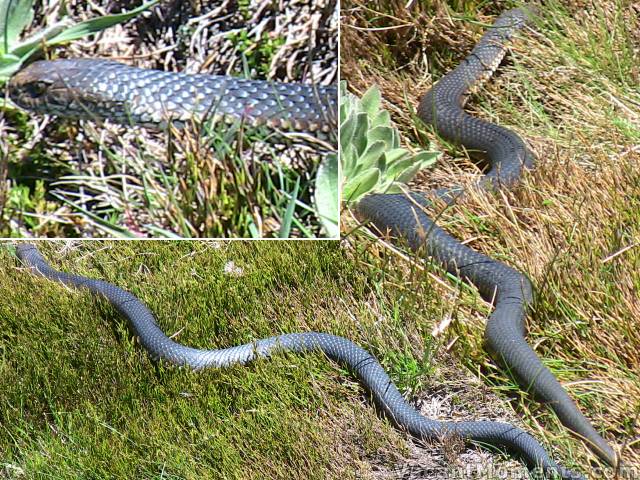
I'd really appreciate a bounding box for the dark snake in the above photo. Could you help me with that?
[357,5,616,470]
[8,59,337,143]
[17,242,581,479]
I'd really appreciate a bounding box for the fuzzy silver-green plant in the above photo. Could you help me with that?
[340,81,439,204]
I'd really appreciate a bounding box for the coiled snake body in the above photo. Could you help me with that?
[8,59,337,142]
[358,6,616,469]
[17,242,580,479]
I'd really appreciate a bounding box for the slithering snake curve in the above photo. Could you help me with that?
[17,242,580,479]
[357,5,616,470]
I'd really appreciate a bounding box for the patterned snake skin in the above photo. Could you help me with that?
[357,6,616,470]
[16,243,583,479]
[8,59,336,141]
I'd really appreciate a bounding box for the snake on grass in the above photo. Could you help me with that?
[17,242,581,479]
[8,59,337,143]
[357,5,616,470]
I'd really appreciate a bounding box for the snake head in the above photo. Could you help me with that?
[9,60,68,113]
[8,59,118,120]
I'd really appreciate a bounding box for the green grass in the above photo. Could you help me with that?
[0,240,452,479]
[342,0,639,475]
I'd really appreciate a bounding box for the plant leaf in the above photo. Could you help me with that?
[340,112,356,155]
[368,125,396,150]
[0,52,19,81]
[360,85,381,117]
[358,140,386,172]
[352,112,369,156]
[1,0,34,54]
[371,110,390,129]
[9,19,72,58]
[279,176,300,238]
[393,163,422,184]
[412,150,440,166]
[314,153,339,238]
[343,168,379,204]
[46,0,159,45]
[339,82,441,205]
[384,148,410,164]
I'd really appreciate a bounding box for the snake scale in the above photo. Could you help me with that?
[357,5,616,469]
[8,59,337,141]
[17,242,581,479]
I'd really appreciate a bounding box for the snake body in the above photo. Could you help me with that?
[357,7,616,467]
[16,242,581,479]
[8,59,337,140]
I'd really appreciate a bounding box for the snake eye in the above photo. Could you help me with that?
[23,81,49,98]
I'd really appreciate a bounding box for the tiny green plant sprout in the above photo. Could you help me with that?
[339,81,439,205]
